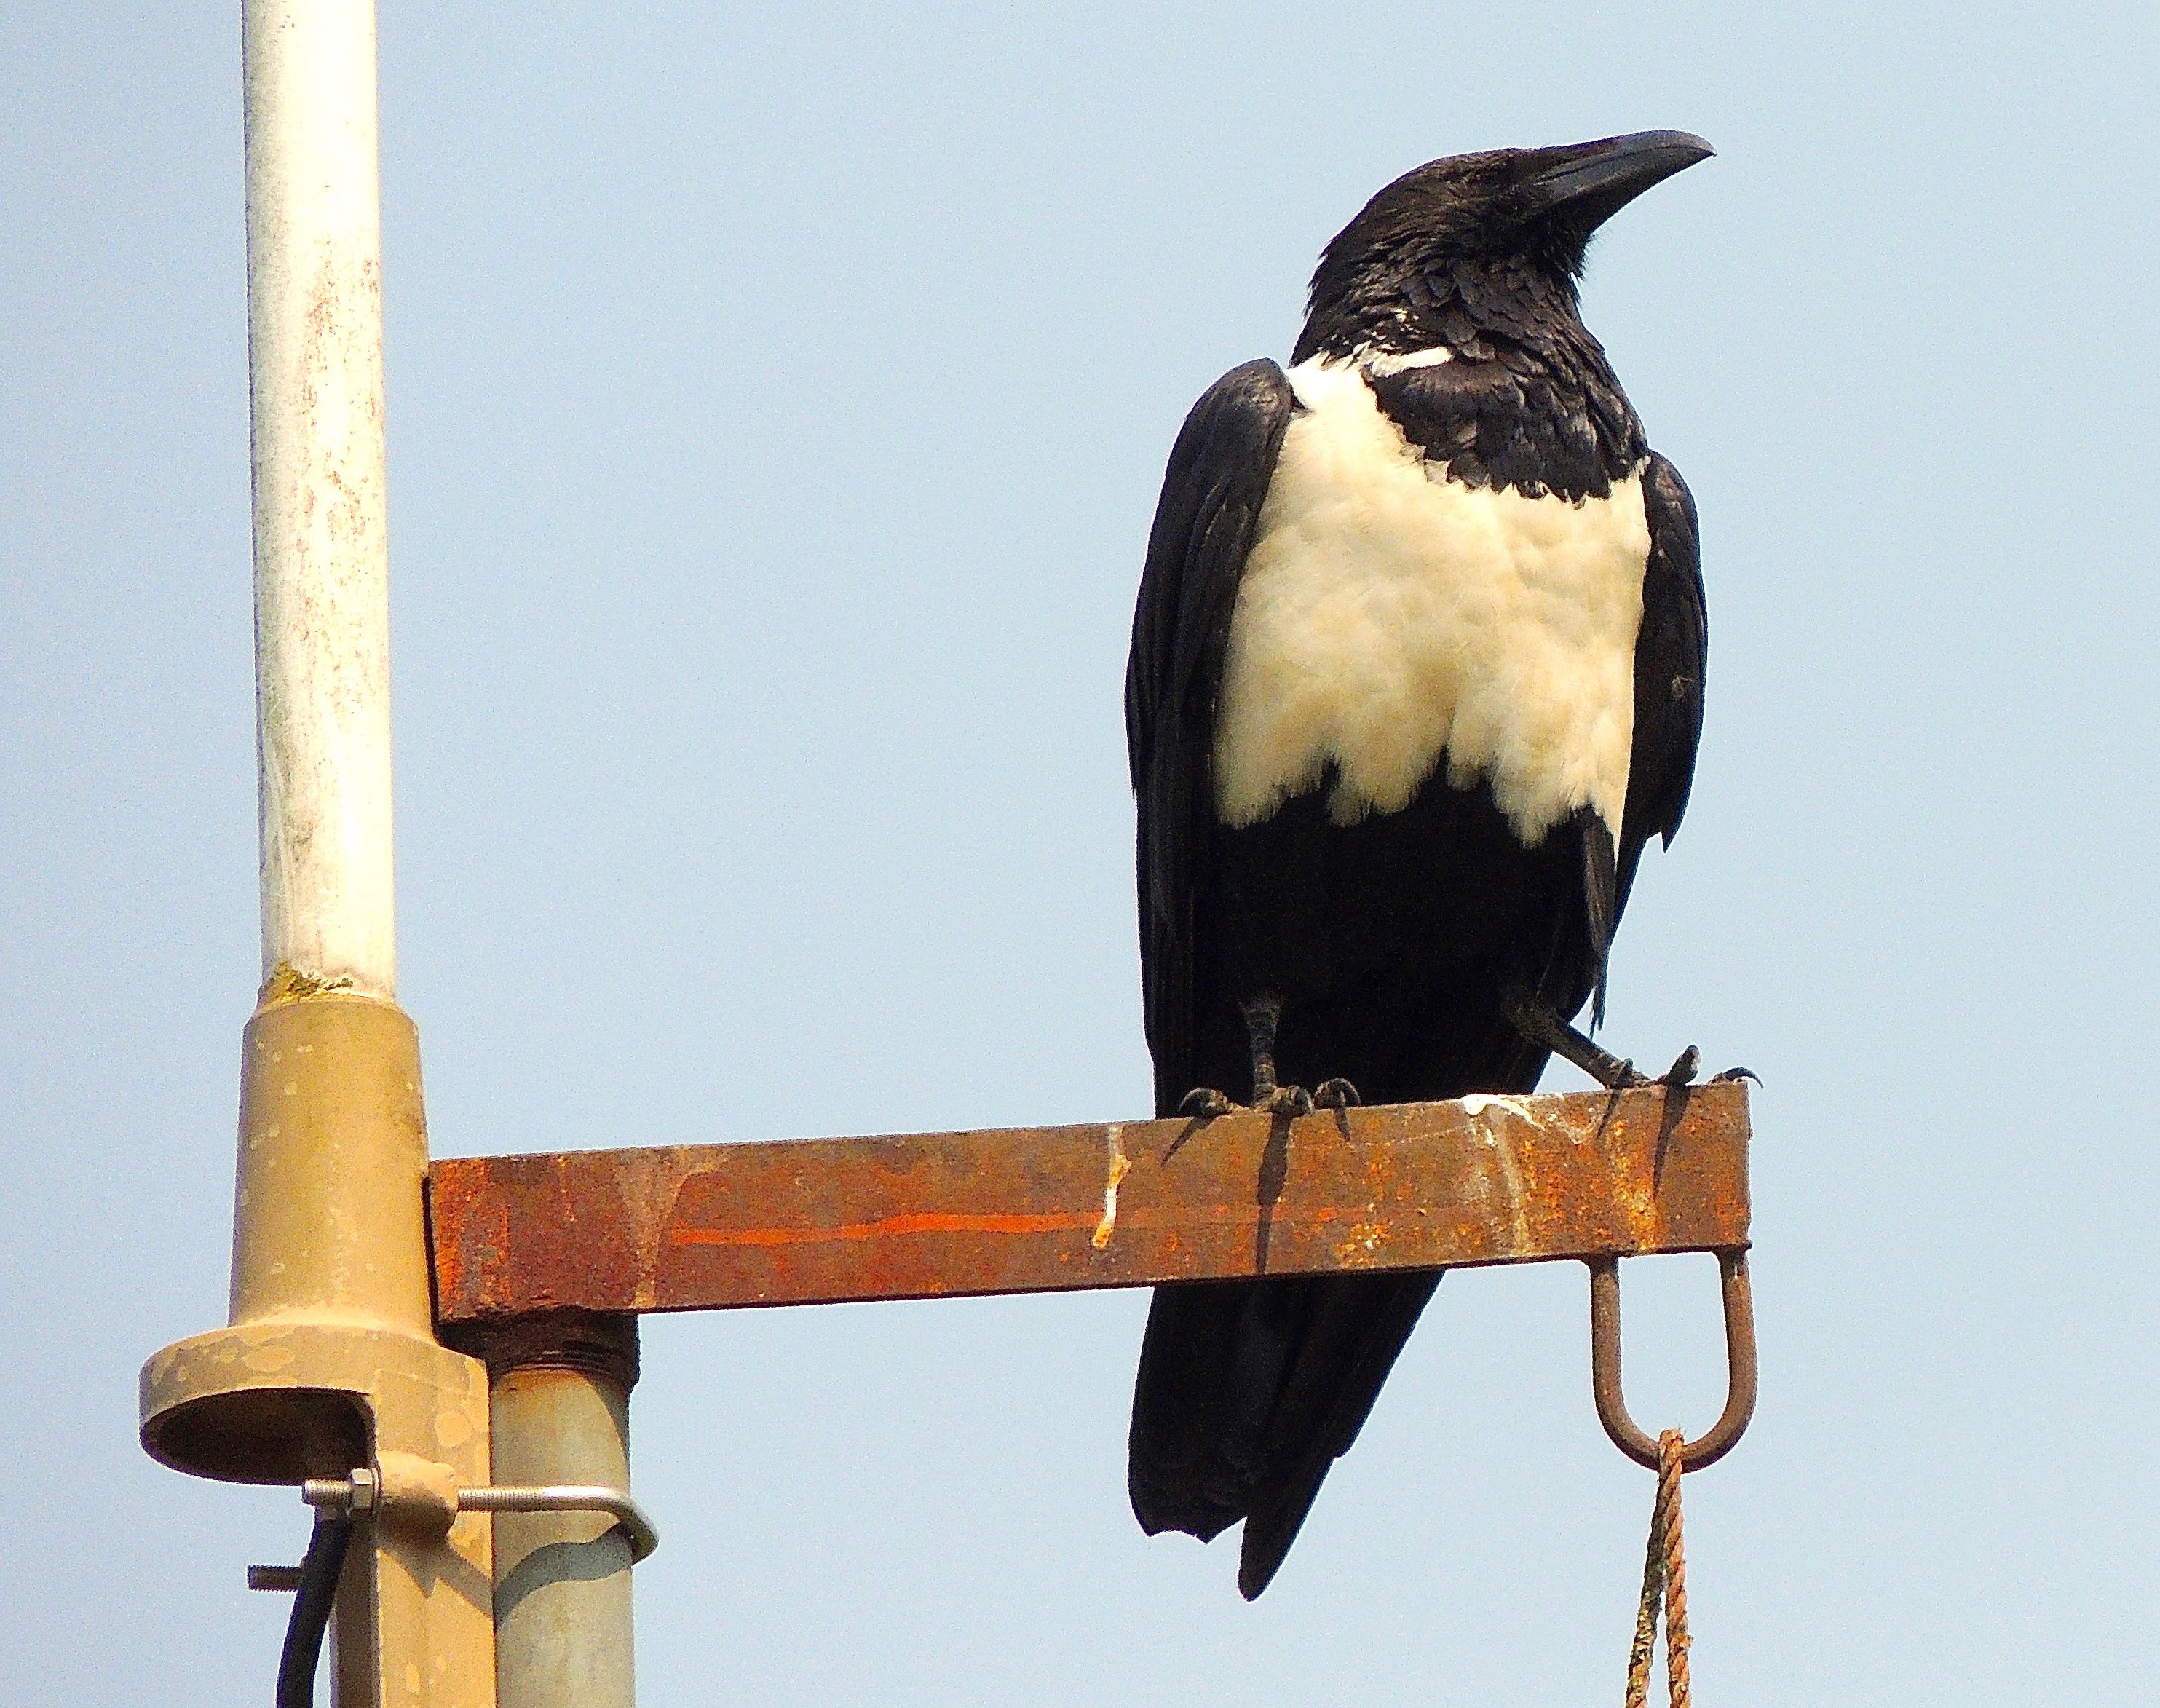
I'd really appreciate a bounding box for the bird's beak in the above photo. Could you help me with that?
[1520,130,1714,230]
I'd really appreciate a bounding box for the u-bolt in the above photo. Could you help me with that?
[1588,1249,1757,1471]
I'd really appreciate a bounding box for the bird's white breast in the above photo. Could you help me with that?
[1211,356,1650,847]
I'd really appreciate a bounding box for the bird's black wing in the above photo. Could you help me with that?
[1126,358,1297,1113]
[1618,451,1708,904]
[1127,362,1452,1599]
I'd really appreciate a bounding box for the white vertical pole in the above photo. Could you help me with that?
[246,0,397,999]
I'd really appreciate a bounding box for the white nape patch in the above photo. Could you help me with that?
[1212,356,1650,847]
[1360,344,1455,374]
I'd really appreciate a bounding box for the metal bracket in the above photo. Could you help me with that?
[291,1466,660,1565]
[456,1484,658,1565]
[1587,1249,1757,1471]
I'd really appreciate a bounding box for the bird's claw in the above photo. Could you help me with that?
[1710,1065,1760,1086]
[1313,1078,1361,1110]
[1179,1087,1237,1118]
[1655,1045,1701,1088]
[1611,1058,1652,1090]
[1265,1084,1316,1118]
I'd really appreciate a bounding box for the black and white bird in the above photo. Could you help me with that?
[1123,131,1718,1599]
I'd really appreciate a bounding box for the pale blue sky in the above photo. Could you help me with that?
[6,4,2158,1703]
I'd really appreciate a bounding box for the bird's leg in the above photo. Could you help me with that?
[1502,992,1702,1091]
[1243,995,1283,1102]
[1242,995,1313,1116]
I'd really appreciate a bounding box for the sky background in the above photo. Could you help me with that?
[6,2,2159,1702]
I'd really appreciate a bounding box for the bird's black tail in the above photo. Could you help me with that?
[1128,1029,1558,1597]
[1128,1267,1442,1598]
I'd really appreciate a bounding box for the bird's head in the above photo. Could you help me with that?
[1299,131,1712,357]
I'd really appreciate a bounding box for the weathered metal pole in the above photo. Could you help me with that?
[139,4,496,1703]
[465,1316,642,1708]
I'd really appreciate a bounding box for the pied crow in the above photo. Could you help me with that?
[1124,131,1720,1599]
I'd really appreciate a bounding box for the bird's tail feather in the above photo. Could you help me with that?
[1129,1269,1443,1597]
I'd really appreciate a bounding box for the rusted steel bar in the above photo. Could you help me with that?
[430,1082,1749,1325]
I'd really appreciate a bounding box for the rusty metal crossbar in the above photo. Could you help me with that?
[428,1080,1750,1321]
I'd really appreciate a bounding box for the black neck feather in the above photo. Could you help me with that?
[1294,258,1647,502]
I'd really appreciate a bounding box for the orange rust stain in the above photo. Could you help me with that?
[670,1209,1096,1247]
[666,1201,1356,1250]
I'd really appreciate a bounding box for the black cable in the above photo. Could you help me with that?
[276,1514,355,1708]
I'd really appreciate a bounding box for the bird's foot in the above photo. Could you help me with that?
[1610,1048,1757,1091]
[1595,1045,1707,1091]
[1504,994,1722,1094]
[1179,995,1361,1119]
[1178,1079,1354,1119]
